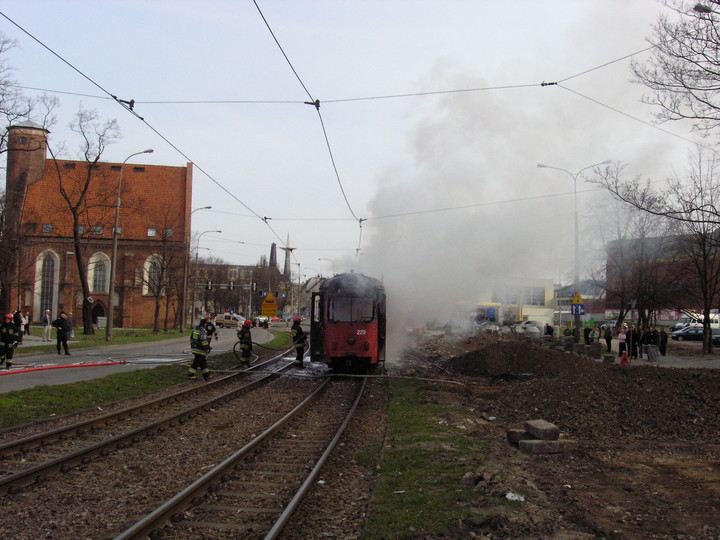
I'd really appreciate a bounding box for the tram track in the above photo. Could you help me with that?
[0,349,292,496]
[114,377,366,540]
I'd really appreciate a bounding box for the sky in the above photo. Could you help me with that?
[0,1,706,336]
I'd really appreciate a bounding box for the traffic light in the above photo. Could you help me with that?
[229,281,234,290]
[252,282,257,291]
[206,281,212,290]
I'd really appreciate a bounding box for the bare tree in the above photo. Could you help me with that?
[591,199,677,328]
[593,152,720,351]
[48,107,120,334]
[139,210,184,332]
[632,0,720,136]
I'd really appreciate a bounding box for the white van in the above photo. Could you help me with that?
[216,313,244,328]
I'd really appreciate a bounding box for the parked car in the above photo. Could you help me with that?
[670,321,691,332]
[475,321,499,334]
[216,313,243,328]
[671,326,704,341]
[514,320,543,333]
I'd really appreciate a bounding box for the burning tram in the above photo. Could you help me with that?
[310,272,386,371]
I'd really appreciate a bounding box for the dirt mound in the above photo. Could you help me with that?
[443,339,720,443]
[443,339,589,378]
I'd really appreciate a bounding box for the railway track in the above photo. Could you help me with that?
[114,377,366,540]
[0,350,291,496]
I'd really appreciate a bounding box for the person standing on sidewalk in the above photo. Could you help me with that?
[659,328,668,356]
[603,325,612,353]
[617,327,627,358]
[52,312,72,355]
[0,313,20,369]
[42,310,52,342]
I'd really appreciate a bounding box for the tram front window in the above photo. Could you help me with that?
[329,296,374,322]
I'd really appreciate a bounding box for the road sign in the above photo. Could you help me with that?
[570,304,586,316]
[571,293,584,305]
[261,291,278,317]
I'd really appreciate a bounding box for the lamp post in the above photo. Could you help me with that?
[180,206,212,330]
[188,230,221,328]
[537,160,610,341]
[318,258,335,277]
[105,148,154,341]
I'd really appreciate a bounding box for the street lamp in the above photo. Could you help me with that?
[318,258,335,276]
[537,160,611,341]
[180,206,213,330]
[105,148,154,341]
[189,230,221,328]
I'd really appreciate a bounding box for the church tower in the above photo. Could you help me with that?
[4,120,48,240]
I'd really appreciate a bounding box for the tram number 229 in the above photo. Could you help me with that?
[356,329,367,335]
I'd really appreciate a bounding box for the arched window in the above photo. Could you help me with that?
[88,252,111,293]
[34,250,60,317]
[143,254,164,296]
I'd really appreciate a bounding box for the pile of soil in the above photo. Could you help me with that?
[442,338,720,442]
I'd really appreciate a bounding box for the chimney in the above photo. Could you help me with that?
[269,243,277,268]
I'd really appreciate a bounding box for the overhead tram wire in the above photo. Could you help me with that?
[0,10,295,253]
[252,0,365,257]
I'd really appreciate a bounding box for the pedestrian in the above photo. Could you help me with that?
[544,323,554,337]
[204,313,218,342]
[603,325,612,352]
[629,326,639,360]
[51,311,72,355]
[0,313,20,369]
[13,310,23,344]
[237,319,253,367]
[589,325,599,344]
[188,318,212,380]
[640,327,653,361]
[66,312,74,339]
[290,317,307,368]
[23,311,30,335]
[583,325,591,345]
[617,327,627,357]
[646,326,660,363]
[42,309,52,341]
[659,328,668,356]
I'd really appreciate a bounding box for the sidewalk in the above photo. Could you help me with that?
[1,327,276,393]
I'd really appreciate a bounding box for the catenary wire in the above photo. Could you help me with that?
[0,11,698,260]
[252,0,364,247]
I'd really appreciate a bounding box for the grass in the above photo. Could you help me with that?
[363,380,489,539]
[0,329,292,430]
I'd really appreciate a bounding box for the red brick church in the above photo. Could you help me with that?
[2,120,193,329]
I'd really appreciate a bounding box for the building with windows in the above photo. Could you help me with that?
[2,120,192,329]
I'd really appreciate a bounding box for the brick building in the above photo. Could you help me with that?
[2,120,192,329]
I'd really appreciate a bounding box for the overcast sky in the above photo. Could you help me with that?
[0,1,704,329]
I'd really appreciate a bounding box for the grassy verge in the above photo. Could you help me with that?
[363,380,488,539]
[0,353,243,430]
[0,329,292,430]
[13,327,186,355]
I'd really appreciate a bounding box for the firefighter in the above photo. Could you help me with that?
[204,313,218,341]
[290,317,307,368]
[189,318,212,380]
[0,313,20,370]
[237,319,253,367]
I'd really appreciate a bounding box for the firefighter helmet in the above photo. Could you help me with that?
[243,319,252,327]
[4,313,12,320]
